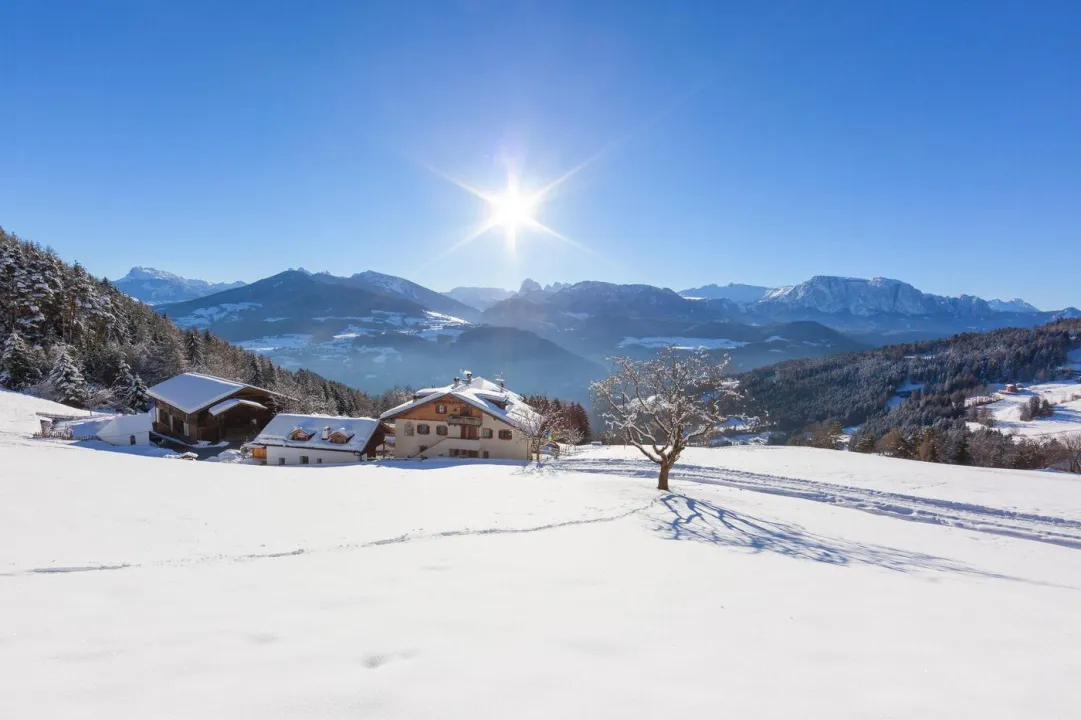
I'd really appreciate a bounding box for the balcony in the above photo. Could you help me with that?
[447,415,482,426]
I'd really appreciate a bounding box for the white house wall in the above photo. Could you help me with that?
[266,445,366,466]
[96,431,151,447]
[392,414,529,461]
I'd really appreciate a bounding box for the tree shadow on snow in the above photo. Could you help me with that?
[654,493,1037,582]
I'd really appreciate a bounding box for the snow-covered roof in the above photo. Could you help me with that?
[379,375,537,429]
[99,413,152,438]
[208,398,267,416]
[147,373,271,414]
[62,412,151,440]
[251,414,384,452]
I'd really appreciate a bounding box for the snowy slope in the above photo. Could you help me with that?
[2,392,1081,718]
[0,387,91,442]
[983,381,1081,438]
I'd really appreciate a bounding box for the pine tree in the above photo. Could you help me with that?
[851,430,877,453]
[113,358,150,411]
[0,331,42,390]
[48,345,89,407]
[185,329,205,370]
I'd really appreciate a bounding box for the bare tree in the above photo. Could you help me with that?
[1056,433,1081,474]
[517,402,570,463]
[590,348,739,490]
[560,426,585,455]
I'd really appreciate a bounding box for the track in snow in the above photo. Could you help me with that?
[559,456,1081,550]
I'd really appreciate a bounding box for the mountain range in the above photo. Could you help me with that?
[114,267,245,304]
[143,266,1079,400]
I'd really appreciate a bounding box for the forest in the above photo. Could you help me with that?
[0,228,389,415]
[731,320,1080,432]
[723,318,1081,471]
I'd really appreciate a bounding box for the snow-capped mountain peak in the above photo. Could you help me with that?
[114,268,245,305]
[757,275,993,318]
[987,298,1040,313]
[679,283,771,303]
[122,266,185,282]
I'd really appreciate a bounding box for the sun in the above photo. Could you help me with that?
[487,179,537,232]
[425,161,612,266]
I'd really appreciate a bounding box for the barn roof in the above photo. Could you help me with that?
[147,373,276,414]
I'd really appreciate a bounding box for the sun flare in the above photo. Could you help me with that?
[487,183,537,232]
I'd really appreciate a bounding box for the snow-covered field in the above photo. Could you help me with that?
[3,392,1081,718]
[982,381,1081,438]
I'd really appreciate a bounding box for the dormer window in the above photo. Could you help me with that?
[328,430,355,444]
[289,428,315,441]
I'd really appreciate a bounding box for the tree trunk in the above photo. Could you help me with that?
[657,463,670,491]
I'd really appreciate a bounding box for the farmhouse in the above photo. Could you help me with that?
[247,414,389,466]
[147,372,282,444]
[380,372,534,460]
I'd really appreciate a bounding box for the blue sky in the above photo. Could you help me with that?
[2,1,1078,308]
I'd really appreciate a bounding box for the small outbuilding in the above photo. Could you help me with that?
[61,412,153,446]
[95,413,153,446]
[247,414,390,466]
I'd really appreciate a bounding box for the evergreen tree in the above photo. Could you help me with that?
[48,345,89,407]
[113,358,150,411]
[851,429,877,454]
[0,331,42,390]
[185,329,206,371]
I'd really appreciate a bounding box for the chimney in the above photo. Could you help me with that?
[453,376,460,388]
[496,372,505,389]
[322,426,330,440]
[464,370,473,383]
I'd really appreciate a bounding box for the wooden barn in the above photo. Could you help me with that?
[147,372,285,445]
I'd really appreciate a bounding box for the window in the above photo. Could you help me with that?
[317,458,323,464]
[436,425,448,436]
[129,435,136,446]
[328,431,354,444]
[498,430,512,440]
[482,451,489,459]
[300,456,309,465]
[278,458,285,466]
[481,428,493,439]
[436,403,447,414]
[417,424,430,435]
[403,422,414,437]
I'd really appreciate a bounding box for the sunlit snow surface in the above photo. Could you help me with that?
[2,391,1080,718]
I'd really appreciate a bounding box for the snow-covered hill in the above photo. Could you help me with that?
[2,389,1080,718]
[971,378,1081,439]
[114,267,245,304]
